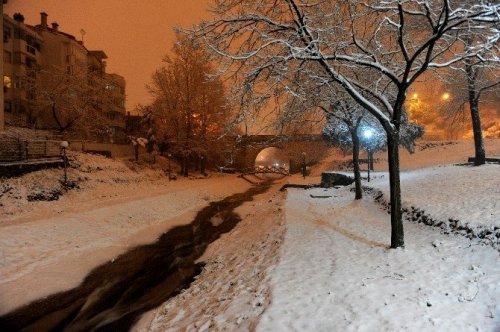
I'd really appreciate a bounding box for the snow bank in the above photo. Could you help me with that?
[0,151,167,221]
[367,164,500,248]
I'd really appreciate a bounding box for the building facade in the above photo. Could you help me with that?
[3,13,43,127]
[2,11,126,140]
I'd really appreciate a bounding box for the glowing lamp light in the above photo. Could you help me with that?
[363,129,374,139]
[442,92,450,101]
[412,93,418,99]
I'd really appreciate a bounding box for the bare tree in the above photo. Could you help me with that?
[323,101,373,200]
[197,0,498,248]
[147,34,230,145]
[438,42,499,164]
[26,65,118,137]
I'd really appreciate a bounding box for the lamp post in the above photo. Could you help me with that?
[60,141,69,185]
[362,129,373,182]
[301,152,306,179]
[167,153,172,181]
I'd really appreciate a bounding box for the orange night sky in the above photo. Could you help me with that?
[5,0,212,113]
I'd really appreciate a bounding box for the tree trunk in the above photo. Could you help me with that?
[465,46,485,166]
[182,154,189,177]
[468,94,485,166]
[350,130,362,200]
[469,97,485,165]
[387,133,404,248]
[200,156,206,175]
[52,103,64,132]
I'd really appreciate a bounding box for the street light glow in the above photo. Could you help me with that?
[442,92,450,101]
[363,129,373,139]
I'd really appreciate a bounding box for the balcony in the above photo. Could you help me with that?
[26,44,36,55]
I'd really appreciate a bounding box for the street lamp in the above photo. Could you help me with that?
[167,153,172,181]
[60,141,69,185]
[301,152,306,179]
[362,129,373,182]
[363,128,373,140]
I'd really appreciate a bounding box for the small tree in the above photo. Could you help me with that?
[27,66,118,136]
[324,103,422,200]
[145,33,232,174]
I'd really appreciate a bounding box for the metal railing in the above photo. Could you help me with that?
[0,138,63,162]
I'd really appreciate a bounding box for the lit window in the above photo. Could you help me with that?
[3,75,12,89]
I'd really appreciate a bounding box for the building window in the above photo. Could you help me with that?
[3,76,12,92]
[3,26,11,42]
[4,101,12,113]
[13,78,22,89]
[26,57,36,68]
[14,28,22,39]
[13,52,22,64]
[3,51,12,63]
[26,44,36,55]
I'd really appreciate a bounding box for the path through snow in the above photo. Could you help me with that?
[258,186,500,331]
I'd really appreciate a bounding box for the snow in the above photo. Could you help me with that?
[258,186,500,332]
[136,183,286,331]
[369,164,500,229]
[0,152,251,314]
[0,140,499,331]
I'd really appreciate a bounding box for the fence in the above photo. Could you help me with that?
[0,137,62,162]
[68,141,136,158]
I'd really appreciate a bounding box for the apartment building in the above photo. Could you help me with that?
[3,13,43,126]
[104,73,127,143]
[2,12,126,141]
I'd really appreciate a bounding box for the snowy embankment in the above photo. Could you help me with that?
[367,164,499,249]
[135,182,286,331]
[316,139,500,248]
[258,186,500,331]
[0,152,252,314]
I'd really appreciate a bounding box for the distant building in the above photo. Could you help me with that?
[3,12,43,126]
[2,11,126,141]
[104,72,127,143]
[125,112,144,138]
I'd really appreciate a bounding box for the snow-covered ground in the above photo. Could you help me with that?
[136,182,286,331]
[0,152,252,314]
[370,164,500,230]
[143,140,499,331]
[258,186,499,331]
[1,140,499,331]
